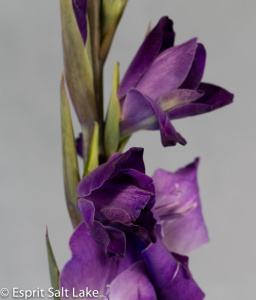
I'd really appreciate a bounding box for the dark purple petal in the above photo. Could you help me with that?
[78,199,116,256]
[75,133,83,157]
[80,170,154,221]
[153,159,209,254]
[143,239,205,300]
[196,82,234,109]
[120,89,186,147]
[72,0,87,44]
[109,261,157,300]
[59,223,136,298]
[135,38,198,101]
[180,43,206,89]
[77,148,145,197]
[118,17,175,99]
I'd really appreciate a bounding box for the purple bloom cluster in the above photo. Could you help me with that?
[57,2,233,299]
[60,148,208,299]
[118,17,233,146]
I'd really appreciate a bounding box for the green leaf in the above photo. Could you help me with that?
[104,62,121,158]
[60,0,96,129]
[84,122,99,176]
[100,0,128,61]
[46,229,60,300]
[60,74,82,228]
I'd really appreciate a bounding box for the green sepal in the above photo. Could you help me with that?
[118,135,131,153]
[60,74,82,228]
[104,62,121,159]
[60,0,96,130]
[46,229,60,300]
[100,0,128,61]
[84,122,99,176]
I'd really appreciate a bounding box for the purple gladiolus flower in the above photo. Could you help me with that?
[60,223,157,300]
[153,158,209,255]
[76,147,157,257]
[118,16,234,147]
[60,222,205,299]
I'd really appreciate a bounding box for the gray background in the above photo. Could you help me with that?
[0,1,255,299]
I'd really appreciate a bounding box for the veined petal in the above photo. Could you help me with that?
[118,17,175,99]
[109,261,157,300]
[135,38,198,101]
[143,240,205,300]
[153,159,209,254]
[180,43,206,89]
[120,89,186,147]
[72,0,87,44]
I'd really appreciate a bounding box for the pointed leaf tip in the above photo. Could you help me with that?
[46,229,60,300]
[104,62,121,158]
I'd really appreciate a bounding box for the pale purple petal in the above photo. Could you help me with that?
[168,103,211,120]
[109,261,157,300]
[135,38,198,101]
[118,17,175,99]
[120,89,186,147]
[157,89,204,112]
[72,0,87,44]
[143,239,205,300]
[180,43,206,89]
[153,159,209,254]
[59,223,136,299]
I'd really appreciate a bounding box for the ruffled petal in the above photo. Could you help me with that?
[77,148,145,197]
[153,159,209,254]
[118,17,175,99]
[59,223,136,299]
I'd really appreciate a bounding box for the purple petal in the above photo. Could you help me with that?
[118,17,175,99]
[80,169,154,222]
[109,261,157,300]
[180,43,206,89]
[135,38,198,101]
[120,89,186,147]
[168,83,233,120]
[72,0,87,44]
[157,89,204,112]
[75,133,83,157]
[59,223,136,298]
[196,82,234,109]
[77,148,145,197]
[153,159,209,254]
[143,239,205,300]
